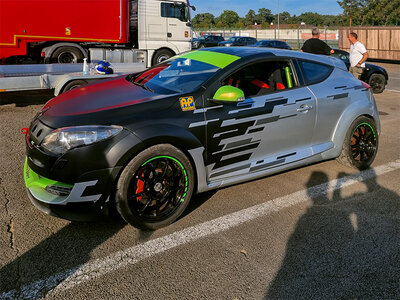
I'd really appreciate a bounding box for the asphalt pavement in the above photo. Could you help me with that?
[0,63,399,299]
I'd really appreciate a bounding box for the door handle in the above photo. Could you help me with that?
[297,104,313,112]
[167,32,172,37]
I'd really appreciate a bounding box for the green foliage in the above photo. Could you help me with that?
[261,21,270,29]
[337,0,400,26]
[191,3,399,30]
[244,9,256,26]
[192,13,215,29]
[256,8,274,24]
[236,20,245,29]
[219,10,240,27]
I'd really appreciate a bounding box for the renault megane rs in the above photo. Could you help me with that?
[24,47,380,230]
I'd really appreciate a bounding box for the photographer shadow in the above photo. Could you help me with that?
[0,219,126,298]
[266,169,400,299]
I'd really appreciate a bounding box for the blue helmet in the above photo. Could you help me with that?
[95,61,114,74]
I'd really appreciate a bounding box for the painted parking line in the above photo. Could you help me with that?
[385,89,400,93]
[2,160,400,299]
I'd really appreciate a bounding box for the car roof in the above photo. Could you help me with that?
[194,47,347,70]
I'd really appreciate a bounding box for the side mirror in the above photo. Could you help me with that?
[212,86,245,103]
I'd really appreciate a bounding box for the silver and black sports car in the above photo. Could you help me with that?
[24,47,380,230]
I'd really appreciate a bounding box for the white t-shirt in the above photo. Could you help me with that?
[350,41,367,67]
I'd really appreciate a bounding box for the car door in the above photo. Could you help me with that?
[247,37,256,45]
[237,38,245,46]
[208,36,218,47]
[203,59,317,181]
[296,59,349,147]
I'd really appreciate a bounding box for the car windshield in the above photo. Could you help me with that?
[226,37,240,43]
[127,56,220,94]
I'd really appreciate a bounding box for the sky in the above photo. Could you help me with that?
[189,0,343,17]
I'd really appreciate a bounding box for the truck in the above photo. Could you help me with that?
[0,0,194,66]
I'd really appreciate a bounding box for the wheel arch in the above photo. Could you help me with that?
[322,102,379,160]
[151,47,176,64]
[42,42,88,63]
[113,125,205,195]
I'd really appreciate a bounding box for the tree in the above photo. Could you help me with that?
[337,0,399,26]
[192,13,215,29]
[236,20,245,29]
[218,10,240,27]
[279,11,291,24]
[244,9,256,26]
[215,20,224,28]
[256,8,274,24]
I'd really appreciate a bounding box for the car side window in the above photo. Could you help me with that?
[298,60,333,85]
[222,60,297,98]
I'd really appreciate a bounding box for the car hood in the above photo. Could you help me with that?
[38,76,175,128]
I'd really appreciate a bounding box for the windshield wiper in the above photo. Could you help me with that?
[132,81,154,93]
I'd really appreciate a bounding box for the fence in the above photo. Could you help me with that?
[194,26,400,61]
[339,27,400,61]
[194,28,339,50]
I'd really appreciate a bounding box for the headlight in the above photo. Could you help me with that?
[41,125,123,155]
[225,43,232,47]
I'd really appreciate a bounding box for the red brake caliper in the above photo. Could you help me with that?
[136,169,145,201]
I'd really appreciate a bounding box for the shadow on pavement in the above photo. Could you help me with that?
[0,219,125,298]
[266,169,400,299]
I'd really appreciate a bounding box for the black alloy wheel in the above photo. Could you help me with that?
[128,156,188,221]
[369,73,386,94]
[350,122,377,165]
[338,116,378,170]
[116,144,194,230]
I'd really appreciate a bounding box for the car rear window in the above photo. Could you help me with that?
[298,60,333,85]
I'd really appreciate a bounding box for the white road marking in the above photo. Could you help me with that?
[2,160,400,299]
[385,89,400,93]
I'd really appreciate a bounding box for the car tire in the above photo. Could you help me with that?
[51,46,84,64]
[152,49,174,66]
[368,73,386,94]
[337,116,378,170]
[62,80,88,93]
[115,144,194,230]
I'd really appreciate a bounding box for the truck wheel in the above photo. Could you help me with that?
[115,144,194,230]
[369,73,385,94]
[337,116,378,170]
[152,49,174,66]
[51,47,84,64]
[62,80,88,93]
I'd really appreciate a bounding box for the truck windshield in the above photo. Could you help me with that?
[127,57,219,94]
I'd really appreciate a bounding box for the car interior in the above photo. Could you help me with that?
[223,61,295,97]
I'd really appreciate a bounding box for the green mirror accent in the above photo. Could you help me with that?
[212,86,245,103]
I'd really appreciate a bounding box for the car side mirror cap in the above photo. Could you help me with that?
[211,86,245,103]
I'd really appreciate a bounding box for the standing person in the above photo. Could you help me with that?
[348,32,368,79]
[301,28,335,55]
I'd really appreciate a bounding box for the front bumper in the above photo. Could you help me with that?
[24,158,111,221]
